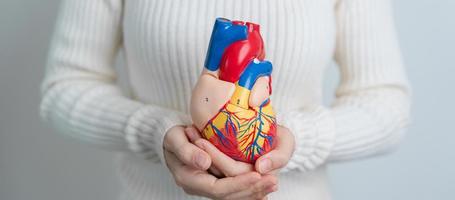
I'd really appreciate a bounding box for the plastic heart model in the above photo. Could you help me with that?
[191,18,277,163]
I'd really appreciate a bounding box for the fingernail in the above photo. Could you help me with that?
[195,153,209,169]
[266,185,278,193]
[258,159,272,173]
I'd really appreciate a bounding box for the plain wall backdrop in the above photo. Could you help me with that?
[1,0,454,199]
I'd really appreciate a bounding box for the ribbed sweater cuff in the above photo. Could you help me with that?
[125,106,192,164]
[278,105,336,173]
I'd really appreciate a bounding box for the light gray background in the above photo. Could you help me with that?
[1,0,454,200]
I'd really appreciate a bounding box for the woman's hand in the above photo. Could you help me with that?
[164,126,277,199]
[255,126,295,174]
[185,126,255,177]
[185,125,295,176]
[163,126,211,170]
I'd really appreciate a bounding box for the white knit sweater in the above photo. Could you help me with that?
[40,0,411,199]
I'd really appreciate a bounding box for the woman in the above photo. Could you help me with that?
[40,0,411,199]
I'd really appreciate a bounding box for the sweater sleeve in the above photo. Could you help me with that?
[40,0,191,163]
[279,0,411,172]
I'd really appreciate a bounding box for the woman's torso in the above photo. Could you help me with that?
[122,0,336,113]
[118,0,336,199]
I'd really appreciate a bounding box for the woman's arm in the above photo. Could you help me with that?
[278,0,411,172]
[40,0,190,163]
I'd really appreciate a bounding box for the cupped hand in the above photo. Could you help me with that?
[164,126,277,199]
[185,125,295,175]
[185,126,255,177]
[255,125,295,174]
[163,126,211,171]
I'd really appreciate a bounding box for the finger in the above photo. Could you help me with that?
[177,167,262,199]
[251,174,278,199]
[256,126,295,174]
[166,150,263,198]
[184,126,202,143]
[208,166,225,178]
[224,181,276,200]
[165,151,217,196]
[163,150,184,173]
[195,139,253,176]
[179,143,211,170]
[209,172,262,199]
[164,127,211,170]
[224,174,278,200]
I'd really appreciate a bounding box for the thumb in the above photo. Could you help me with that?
[256,126,295,174]
[256,151,288,174]
[184,126,202,143]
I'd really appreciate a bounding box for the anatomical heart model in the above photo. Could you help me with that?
[190,18,277,163]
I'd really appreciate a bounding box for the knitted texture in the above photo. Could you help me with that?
[40,0,410,199]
